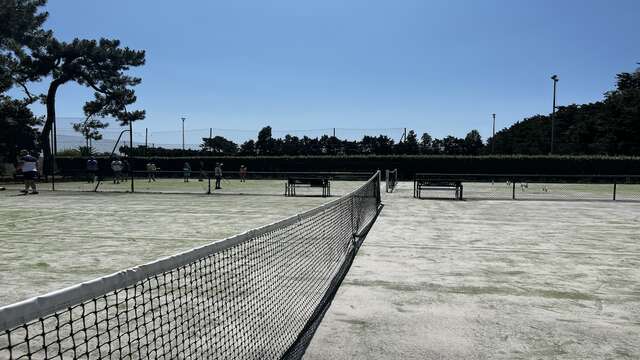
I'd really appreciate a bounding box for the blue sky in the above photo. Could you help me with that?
[24,0,640,145]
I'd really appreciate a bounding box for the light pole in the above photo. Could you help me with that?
[181,117,186,150]
[492,113,496,154]
[550,75,559,154]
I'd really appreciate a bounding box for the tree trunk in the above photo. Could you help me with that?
[39,78,66,176]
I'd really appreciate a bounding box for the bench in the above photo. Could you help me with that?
[285,177,331,197]
[414,177,463,200]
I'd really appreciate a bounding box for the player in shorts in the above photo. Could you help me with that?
[86,157,98,183]
[147,162,157,182]
[111,158,123,184]
[18,150,38,194]
[214,163,223,189]
[183,162,192,182]
[239,165,247,182]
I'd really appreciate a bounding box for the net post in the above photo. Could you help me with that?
[512,180,516,200]
[385,169,389,193]
[613,181,617,201]
[207,171,211,194]
[376,170,382,204]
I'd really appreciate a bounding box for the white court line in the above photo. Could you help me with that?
[410,218,640,228]
[367,243,640,257]
[0,211,80,226]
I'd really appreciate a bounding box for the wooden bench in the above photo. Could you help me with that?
[285,177,331,197]
[414,177,463,200]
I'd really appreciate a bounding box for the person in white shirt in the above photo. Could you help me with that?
[111,159,123,184]
[146,162,157,182]
[183,162,191,182]
[18,150,38,194]
[214,163,223,189]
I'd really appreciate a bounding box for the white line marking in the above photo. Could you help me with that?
[367,243,640,257]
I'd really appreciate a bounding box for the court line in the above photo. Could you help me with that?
[366,243,640,257]
[393,218,640,228]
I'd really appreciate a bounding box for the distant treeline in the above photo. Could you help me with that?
[489,68,640,155]
[120,126,484,157]
[116,67,640,158]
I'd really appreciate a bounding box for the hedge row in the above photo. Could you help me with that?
[55,155,640,179]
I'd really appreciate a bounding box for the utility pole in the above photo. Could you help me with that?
[492,113,496,154]
[129,121,134,192]
[333,128,335,137]
[144,127,148,157]
[550,75,559,154]
[209,128,213,152]
[181,117,186,150]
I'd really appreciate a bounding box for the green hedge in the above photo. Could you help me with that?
[55,155,640,179]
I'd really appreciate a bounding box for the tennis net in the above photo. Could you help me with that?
[386,169,398,193]
[0,172,382,360]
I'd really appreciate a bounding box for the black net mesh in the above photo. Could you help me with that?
[0,173,381,360]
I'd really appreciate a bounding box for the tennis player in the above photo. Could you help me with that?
[18,150,38,194]
[214,162,223,189]
[239,165,247,182]
[183,162,192,182]
[86,156,98,183]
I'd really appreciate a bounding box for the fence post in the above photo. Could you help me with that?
[512,180,516,200]
[613,181,617,201]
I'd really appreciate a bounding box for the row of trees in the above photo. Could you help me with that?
[489,67,640,155]
[230,126,485,156]
[1,0,145,167]
[123,126,485,156]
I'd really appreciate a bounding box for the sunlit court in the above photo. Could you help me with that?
[307,182,640,359]
[0,179,366,305]
[2,0,640,358]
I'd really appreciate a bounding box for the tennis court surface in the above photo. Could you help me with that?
[306,181,640,359]
[0,176,382,359]
[1,176,639,359]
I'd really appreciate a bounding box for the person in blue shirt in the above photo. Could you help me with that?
[18,150,38,194]
[86,157,99,183]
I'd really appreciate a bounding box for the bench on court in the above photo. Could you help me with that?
[413,174,463,200]
[285,177,331,197]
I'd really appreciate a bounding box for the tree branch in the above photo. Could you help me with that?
[15,80,37,103]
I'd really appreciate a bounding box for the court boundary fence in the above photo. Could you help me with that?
[0,172,383,359]
[413,173,640,201]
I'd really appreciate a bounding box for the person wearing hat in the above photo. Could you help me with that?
[214,162,223,189]
[18,150,38,194]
